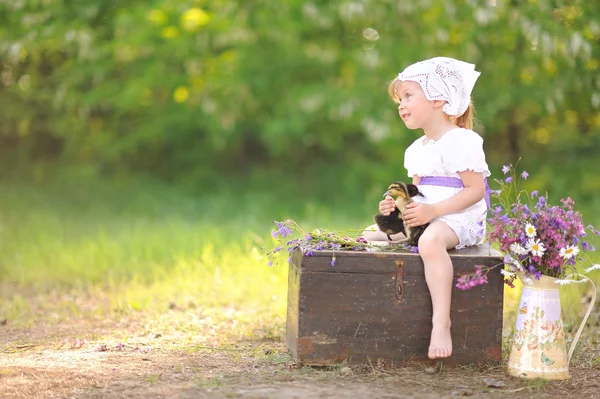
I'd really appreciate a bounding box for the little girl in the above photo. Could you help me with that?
[363,57,490,360]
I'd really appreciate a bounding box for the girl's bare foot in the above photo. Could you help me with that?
[428,325,452,359]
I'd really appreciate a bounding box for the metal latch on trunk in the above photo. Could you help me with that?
[395,259,404,302]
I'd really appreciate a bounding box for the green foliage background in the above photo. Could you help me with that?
[1,0,599,185]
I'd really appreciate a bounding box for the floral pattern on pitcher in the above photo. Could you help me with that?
[512,306,565,353]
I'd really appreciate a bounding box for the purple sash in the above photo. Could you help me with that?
[419,176,491,209]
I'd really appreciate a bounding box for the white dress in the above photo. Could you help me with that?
[404,128,491,249]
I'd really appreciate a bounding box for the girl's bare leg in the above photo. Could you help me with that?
[417,221,459,359]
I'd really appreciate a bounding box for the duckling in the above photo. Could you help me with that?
[374,181,428,246]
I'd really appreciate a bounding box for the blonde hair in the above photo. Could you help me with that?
[387,78,402,104]
[450,102,474,130]
[387,78,475,130]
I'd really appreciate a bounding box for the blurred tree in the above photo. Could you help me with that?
[0,0,598,180]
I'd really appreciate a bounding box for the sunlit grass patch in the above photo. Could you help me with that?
[109,238,288,312]
[0,180,297,324]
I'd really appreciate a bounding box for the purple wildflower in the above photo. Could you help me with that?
[505,177,513,183]
[272,221,293,239]
[536,196,546,208]
[502,165,511,174]
[521,171,529,179]
[587,244,596,252]
[531,269,543,280]
[329,257,336,267]
[456,269,488,290]
[531,190,538,197]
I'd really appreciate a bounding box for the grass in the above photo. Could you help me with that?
[0,178,294,323]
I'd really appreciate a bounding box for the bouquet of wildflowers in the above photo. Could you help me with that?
[267,220,415,267]
[456,164,600,290]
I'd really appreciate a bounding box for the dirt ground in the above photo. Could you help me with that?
[2,306,600,399]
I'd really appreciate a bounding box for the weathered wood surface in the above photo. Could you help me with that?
[286,246,504,366]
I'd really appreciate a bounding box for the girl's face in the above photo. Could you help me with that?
[394,80,437,130]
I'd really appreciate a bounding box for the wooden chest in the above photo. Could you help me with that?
[286,246,504,366]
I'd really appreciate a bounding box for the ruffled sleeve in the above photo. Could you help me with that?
[440,129,490,177]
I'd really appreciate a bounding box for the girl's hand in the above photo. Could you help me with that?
[379,196,396,216]
[402,203,437,227]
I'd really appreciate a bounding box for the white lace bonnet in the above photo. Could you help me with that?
[397,57,481,117]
